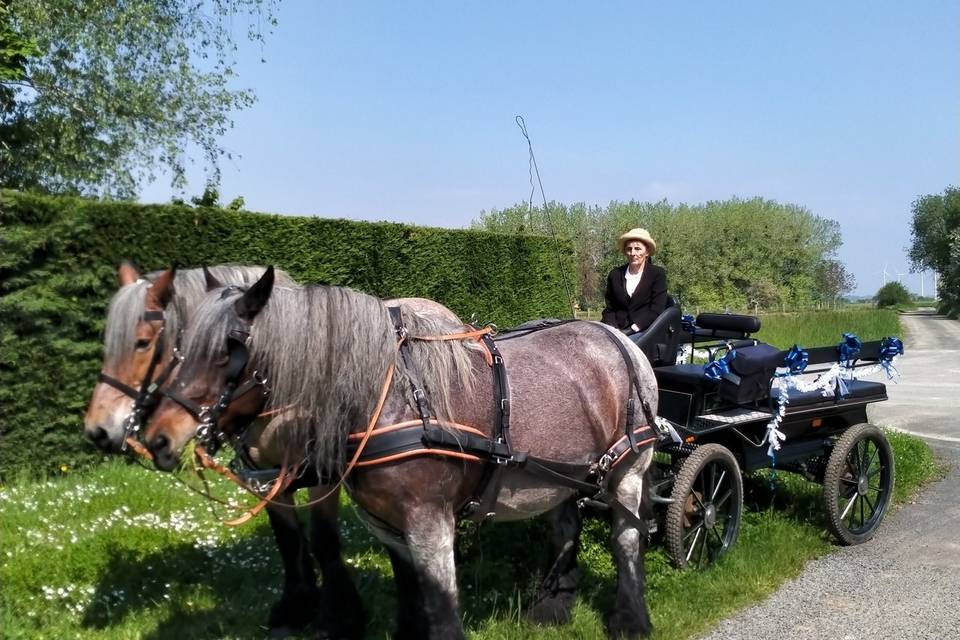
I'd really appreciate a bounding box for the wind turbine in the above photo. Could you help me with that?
[880,262,889,286]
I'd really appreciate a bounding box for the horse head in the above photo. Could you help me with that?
[84,263,177,452]
[145,266,275,471]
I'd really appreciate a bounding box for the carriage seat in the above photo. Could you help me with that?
[770,379,887,407]
[654,362,719,393]
[634,295,683,367]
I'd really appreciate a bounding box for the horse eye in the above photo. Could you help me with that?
[135,338,151,351]
[215,353,230,367]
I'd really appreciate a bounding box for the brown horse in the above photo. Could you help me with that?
[142,267,660,638]
[83,263,367,636]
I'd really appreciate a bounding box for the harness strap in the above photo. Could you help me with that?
[98,372,140,399]
[594,324,659,453]
[468,335,513,521]
[389,307,433,429]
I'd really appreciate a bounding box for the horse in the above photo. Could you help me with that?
[82,263,367,637]
[142,266,660,639]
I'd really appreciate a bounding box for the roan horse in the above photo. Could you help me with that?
[143,267,660,639]
[83,263,368,636]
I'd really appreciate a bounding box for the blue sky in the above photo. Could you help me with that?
[141,1,958,296]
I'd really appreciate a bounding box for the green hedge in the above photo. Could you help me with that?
[0,191,573,479]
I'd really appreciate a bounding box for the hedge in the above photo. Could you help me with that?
[0,190,573,479]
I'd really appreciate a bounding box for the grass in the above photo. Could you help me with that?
[0,309,932,639]
[0,428,941,640]
[755,309,901,350]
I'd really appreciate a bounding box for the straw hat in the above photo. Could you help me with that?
[617,228,657,255]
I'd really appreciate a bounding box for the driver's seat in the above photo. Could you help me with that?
[633,295,682,367]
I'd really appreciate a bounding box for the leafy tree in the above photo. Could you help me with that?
[909,186,960,315]
[875,281,911,308]
[815,259,856,306]
[0,0,278,198]
[474,197,847,312]
[909,186,960,274]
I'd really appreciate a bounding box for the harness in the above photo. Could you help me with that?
[340,313,664,525]
[148,313,666,529]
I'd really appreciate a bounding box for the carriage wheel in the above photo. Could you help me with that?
[822,423,895,545]
[665,444,743,570]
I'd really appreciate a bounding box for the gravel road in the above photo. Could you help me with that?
[699,311,960,640]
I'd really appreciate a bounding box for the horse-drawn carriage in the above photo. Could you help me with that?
[86,265,902,638]
[632,302,897,569]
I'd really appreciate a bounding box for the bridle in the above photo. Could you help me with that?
[97,309,183,450]
[160,326,271,454]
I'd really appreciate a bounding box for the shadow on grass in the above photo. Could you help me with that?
[78,521,395,639]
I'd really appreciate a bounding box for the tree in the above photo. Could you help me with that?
[875,282,911,308]
[0,0,278,198]
[815,259,856,306]
[909,186,960,315]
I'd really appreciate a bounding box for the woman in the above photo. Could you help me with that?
[601,227,667,339]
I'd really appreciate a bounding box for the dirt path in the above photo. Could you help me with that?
[699,311,960,640]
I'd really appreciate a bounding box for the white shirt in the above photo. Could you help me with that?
[625,266,644,297]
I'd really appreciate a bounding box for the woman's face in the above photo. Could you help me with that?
[623,240,649,268]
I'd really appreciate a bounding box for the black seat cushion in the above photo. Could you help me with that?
[771,379,887,406]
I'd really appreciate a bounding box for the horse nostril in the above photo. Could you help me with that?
[151,434,170,454]
[88,426,108,443]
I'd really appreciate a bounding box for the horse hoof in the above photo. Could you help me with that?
[607,609,653,639]
[526,591,575,625]
[267,587,321,632]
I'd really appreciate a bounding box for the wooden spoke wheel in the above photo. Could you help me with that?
[665,444,743,570]
[823,423,895,545]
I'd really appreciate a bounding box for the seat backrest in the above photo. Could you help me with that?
[633,296,683,367]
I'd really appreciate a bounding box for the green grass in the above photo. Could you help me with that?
[1,428,941,640]
[755,309,901,350]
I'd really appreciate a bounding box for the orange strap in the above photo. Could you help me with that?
[409,325,493,342]
[410,324,495,366]
[346,418,488,441]
[125,436,155,461]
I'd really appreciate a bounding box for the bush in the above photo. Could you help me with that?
[0,190,573,479]
[875,282,912,308]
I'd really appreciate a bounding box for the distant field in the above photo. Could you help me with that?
[755,309,902,349]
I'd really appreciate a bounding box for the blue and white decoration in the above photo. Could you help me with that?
[762,334,904,460]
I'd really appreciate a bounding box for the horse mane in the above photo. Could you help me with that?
[102,265,293,368]
[186,285,479,472]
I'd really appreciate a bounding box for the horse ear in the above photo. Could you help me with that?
[235,266,274,321]
[202,266,223,291]
[145,266,177,310]
[118,261,140,286]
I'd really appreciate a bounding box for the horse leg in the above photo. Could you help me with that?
[308,485,366,640]
[265,490,320,634]
[386,546,429,640]
[607,451,655,639]
[526,497,582,625]
[402,504,464,640]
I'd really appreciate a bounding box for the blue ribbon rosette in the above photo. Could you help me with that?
[783,344,809,375]
[839,332,861,367]
[704,349,736,381]
[878,336,904,379]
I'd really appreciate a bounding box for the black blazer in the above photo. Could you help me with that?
[601,262,668,332]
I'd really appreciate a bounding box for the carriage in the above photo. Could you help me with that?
[631,301,897,569]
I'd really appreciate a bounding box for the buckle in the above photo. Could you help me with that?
[597,453,615,473]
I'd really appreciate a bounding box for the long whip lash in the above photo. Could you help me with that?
[515,114,575,316]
